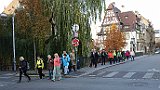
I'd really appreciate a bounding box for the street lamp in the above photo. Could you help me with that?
[0,13,16,71]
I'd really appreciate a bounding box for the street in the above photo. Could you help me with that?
[1,54,160,90]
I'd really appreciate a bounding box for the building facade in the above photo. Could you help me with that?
[97,2,154,53]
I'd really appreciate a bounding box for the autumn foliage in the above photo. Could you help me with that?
[105,24,126,51]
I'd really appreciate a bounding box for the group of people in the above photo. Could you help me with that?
[18,50,77,83]
[89,49,135,67]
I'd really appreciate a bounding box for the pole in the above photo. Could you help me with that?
[12,13,16,71]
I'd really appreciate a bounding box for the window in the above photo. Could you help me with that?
[125,32,130,39]
[125,16,128,19]
[155,30,160,34]
[124,26,129,29]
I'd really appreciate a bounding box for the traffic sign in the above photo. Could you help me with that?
[72,38,79,47]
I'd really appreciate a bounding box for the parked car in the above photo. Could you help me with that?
[155,50,160,54]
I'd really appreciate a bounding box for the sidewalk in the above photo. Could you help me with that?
[1,55,148,78]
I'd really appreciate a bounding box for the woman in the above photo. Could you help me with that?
[52,53,61,81]
[18,56,31,83]
[47,55,54,80]
[62,53,70,75]
[70,49,76,71]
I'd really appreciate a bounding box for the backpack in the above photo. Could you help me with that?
[26,61,30,70]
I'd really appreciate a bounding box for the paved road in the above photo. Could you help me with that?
[1,54,160,90]
[84,54,160,80]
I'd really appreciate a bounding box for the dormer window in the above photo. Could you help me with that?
[125,16,128,19]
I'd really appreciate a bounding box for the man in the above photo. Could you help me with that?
[90,49,99,68]
[18,56,31,83]
[101,49,107,65]
[35,56,45,79]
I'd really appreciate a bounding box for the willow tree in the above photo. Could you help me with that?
[42,0,106,56]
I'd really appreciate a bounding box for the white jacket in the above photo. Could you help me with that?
[130,51,135,56]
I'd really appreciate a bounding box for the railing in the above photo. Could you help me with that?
[0,64,19,71]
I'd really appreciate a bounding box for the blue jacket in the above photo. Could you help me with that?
[62,54,70,67]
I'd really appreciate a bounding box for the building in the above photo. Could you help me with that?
[2,0,20,15]
[97,2,154,53]
[155,30,160,48]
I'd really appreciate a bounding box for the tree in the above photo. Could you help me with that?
[41,0,106,56]
[105,24,126,51]
[15,0,51,68]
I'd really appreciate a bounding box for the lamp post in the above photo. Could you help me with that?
[12,13,16,71]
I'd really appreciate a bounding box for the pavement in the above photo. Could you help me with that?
[0,55,149,78]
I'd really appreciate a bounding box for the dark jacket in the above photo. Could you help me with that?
[90,52,99,61]
[19,60,27,71]
[101,51,108,58]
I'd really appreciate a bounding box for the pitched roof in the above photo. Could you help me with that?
[3,0,19,15]
[119,11,137,31]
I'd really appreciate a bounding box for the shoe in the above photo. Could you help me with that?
[27,78,31,82]
[51,79,55,82]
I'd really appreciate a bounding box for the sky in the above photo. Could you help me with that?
[0,0,12,13]
[0,0,160,39]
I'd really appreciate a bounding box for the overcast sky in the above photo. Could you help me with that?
[0,0,160,39]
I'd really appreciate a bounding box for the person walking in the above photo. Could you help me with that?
[35,56,45,79]
[117,51,122,62]
[130,50,135,61]
[47,55,54,80]
[90,49,99,68]
[18,56,31,83]
[70,49,76,71]
[52,53,61,82]
[62,52,70,75]
[101,49,107,65]
[125,50,130,60]
[108,51,114,65]
[113,50,117,63]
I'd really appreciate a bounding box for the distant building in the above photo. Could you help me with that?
[2,0,20,15]
[155,30,160,48]
[97,2,154,53]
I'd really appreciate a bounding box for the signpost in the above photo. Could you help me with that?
[72,24,79,69]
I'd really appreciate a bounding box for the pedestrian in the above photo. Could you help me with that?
[121,51,125,61]
[117,50,122,62]
[52,53,61,82]
[35,56,45,79]
[125,50,130,60]
[101,49,107,65]
[130,50,135,61]
[62,51,70,75]
[70,49,76,71]
[47,55,54,80]
[113,50,117,63]
[108,51,114,65]
[90,49,99,68]
[18,56,31,83]
[89,49,94,67]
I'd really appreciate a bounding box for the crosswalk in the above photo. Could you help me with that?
[84,71,160,80]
